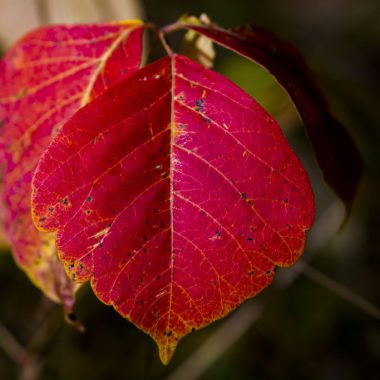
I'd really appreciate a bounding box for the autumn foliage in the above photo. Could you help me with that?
[0,16,361,364]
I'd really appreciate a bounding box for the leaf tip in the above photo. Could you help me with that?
[157,339,177,365]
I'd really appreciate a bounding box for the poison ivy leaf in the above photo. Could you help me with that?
[178,17,362,210]
[32,54,314,363]
[0,21,143,307]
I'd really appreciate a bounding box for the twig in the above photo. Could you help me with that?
[301,262,380,321]
[0,322,27,365]
[166,302,263,380]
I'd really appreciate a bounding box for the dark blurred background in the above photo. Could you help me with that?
[0,0,379,379]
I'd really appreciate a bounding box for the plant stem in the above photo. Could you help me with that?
[144,22,174,56]
[302,262,380,321]
[0,322,27,365]
[160,22,182,36]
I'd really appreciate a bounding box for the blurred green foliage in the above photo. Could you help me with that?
[1,0,379,379]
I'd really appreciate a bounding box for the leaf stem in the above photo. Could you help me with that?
[144,22,174,56]
[160,21,182,36]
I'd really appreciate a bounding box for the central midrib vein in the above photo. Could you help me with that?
[166,54,176,350]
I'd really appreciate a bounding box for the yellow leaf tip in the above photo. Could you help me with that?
[157,340,177,365]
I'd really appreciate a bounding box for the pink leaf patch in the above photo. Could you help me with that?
[0,21,143,306]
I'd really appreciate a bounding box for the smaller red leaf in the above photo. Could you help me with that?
[179,17,362,210]
[0,20,144,305]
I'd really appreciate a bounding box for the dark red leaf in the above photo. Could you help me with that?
[32,54,314,363]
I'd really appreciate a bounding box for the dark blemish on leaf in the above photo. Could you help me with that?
[160,221,165,229]
[39,217,46,223]
[211,279,217,286]
[93,134,104,144]
[247,236,254,242]
[166,331,172,337]
[284,198,289,203]
[191,327,196,332]
[179,124,186,130]
[69,261,75,269]
[107,223,112,228]
[85,209,92,215]
[48,206,54,212]
[201,210,206,216]
[86,196,92,202]
[142,235,148,241]
[215,230,221,237]
[61,197,70,206]
[195,99,205,112]
[156,275,161,280]
[248,270,255,276]
[265,270,273,275]
[241,192,248,199]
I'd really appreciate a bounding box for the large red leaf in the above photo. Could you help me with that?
[31,55,314,363]
[177,17,362,210]
[0,21,143,306]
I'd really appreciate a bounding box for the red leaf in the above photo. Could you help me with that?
[178,18,362,210]
[31,55,314,363]
[0,21,143,306]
